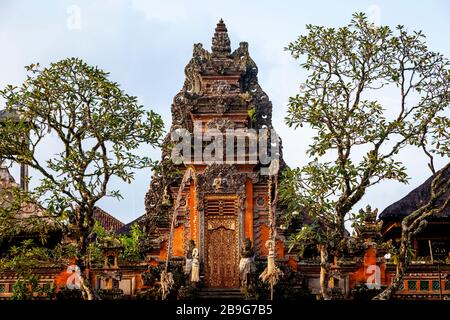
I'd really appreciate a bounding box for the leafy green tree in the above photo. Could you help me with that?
[0,58,164,299]
[282,13,449,299]
[11,275,56,300]
[0,238,75,300]
[119,223,145,262]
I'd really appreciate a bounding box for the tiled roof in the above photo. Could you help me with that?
[1,167,125,233]
[0,166,57,231]
[93,207,125,233]
[0,166,17,188]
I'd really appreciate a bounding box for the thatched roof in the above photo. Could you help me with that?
[379,164,450,220]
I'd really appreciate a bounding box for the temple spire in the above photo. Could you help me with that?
[211,18,231,57]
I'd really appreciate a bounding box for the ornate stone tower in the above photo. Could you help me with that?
[142,20,290,288]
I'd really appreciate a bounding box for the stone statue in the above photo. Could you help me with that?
[259,240,283,289]
[184,240,195,280]
[239,238,256,288]
[191,247,200,285]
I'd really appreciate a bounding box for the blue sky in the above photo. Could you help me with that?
[1,0,449,224]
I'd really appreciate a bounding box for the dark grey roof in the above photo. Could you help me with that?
[116,215,144,235]
[379,164,450,220]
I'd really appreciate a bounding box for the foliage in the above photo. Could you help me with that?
[0,185,60,246]
[0,58,164,299]
[0,238,77,273]
[0,58,163,240]
[375,163,450,300]
[381,239,415,266]
[139,262,186,300]
[119,223,145,262]
[11,274,56,300]
[86,221,110,267]
[247,106,256,121]
[282,12,449,299]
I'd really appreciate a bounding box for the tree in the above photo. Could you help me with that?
[281,13,449,299]
[119,223,145,263]
[374,118,449,300]
[0,58,164,299]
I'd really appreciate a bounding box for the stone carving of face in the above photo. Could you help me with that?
[212,176,228,191]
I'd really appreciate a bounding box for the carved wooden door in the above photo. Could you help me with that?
[204,196,239,288]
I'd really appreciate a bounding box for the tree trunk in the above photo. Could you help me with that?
[319,244,331,300]
[373,260,405,300]
[374,165,450,300]
[79,272,94,300]
[76,226,99,300]
[373,223,409,300]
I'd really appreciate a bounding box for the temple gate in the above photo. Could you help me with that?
[142,19,290,289]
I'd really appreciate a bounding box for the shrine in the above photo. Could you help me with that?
[141,19,292,290]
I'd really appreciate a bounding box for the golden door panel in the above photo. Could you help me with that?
[204,196,239,288]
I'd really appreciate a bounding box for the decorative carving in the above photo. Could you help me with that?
[193,43,211,62]
[205,226,239,287]
[239,238,256,288]
[212,176,228,191]
[256,196,265,207]
[191,248,200,283]
[210,80,231,94]
[214,101,229,115]
[207,218,236,231]
[197,164,246,193]
[142,20,286,278]
[179,197,187,207]
[211,19,231,58]
[206,118,235,132]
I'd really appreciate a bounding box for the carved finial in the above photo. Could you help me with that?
[211,19,231,58]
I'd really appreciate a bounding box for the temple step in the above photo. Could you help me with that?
[197,288,244,299]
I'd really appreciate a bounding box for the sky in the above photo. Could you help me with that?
[0,0,449,224]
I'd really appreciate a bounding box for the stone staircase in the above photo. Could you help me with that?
[196,288,244,300]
